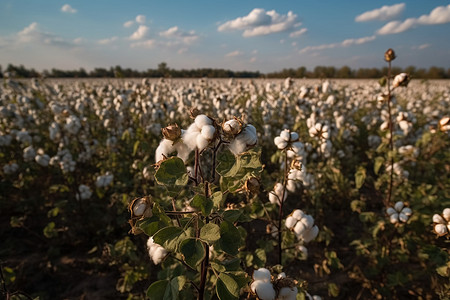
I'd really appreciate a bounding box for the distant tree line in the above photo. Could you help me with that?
[1,63,450,79]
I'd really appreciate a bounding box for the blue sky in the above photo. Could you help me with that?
[0,0,449,72]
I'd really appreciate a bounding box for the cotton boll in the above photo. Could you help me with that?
[389,213,399,224]
[292,209,304,220]
[443,208,450,222]
[394,201,404,212]
[302,225,319,243]
[278,286,298,300]
[251,281,276,300]
[386,207,396,216]
[300,215,314,229]
[433,214,445,224]
[269,191,280,205]
[201,125,215,140]
[294,221,306,236]
[252,268,271,282]
[195,114,212,128]
[285,216,296,229]
[196,134,210,150]
[434,224,448,236]
[182,125,200,150]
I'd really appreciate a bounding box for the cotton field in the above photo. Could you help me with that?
[1,76,449,299]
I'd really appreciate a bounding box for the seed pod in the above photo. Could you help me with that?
[244,177,260,194]
[222,118,243,136]
[129,196,153,219]
[384,48,396,62]
[162,123,181,141]
[290,158,303,170]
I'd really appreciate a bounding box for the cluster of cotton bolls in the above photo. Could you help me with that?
[250,268,297,300]
[146,237,168,265]
[386,201,412,224]
[182,114,217,151]
[432,208,450,237]
[285,209,319,243]
[96,172,114,188]
[268,182,287,205]
[76,184,93,200]
[226,122,257,156]
[3,162,19,174]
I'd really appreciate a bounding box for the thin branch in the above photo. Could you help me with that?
[278,150,289,265]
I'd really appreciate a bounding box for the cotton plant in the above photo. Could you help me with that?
[285,209,319,243]
[386,201,412,224]
[432,208,450,237]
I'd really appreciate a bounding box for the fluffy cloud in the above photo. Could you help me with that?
[123,21,134,28]
[300,35,376,53]
[159,26,199,44]
[61,4,77,14]
[130,39,156,49]
[129,25,149,40]
[218,8,300,37]
[136,15,146,24]
[355,3,405,22]
[17,22,78,48]
[377,4,450,35]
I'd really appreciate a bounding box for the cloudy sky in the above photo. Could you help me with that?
[0,0,449,72]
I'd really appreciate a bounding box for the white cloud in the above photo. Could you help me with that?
[289,28,307,38]
[225,50,243,57]
[61,4,77,14]
[123,20,134,28]
[300,35,376,53]
[98,36,118,45]
[129,25,149,40]
[159,26,199,44]
[17,22,77,48]
[136,15,146,24]
[250,57,257,63]
[218,8,299,37]
[130,39,156,49]
[377,4,450,35]
[355,3,405,22]
[412,43,431,50]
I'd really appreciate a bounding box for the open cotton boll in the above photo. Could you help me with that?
[252,268,271,282]
[292,209,304,220]
[302,225,319,243]
[443,208,450,221]
[155,139,175,162]
[394,201,404,212]
[196,134,210,150]
[201,125,215,140]
[195,114,212,128]
[285,216,296,229]
[434,224,448,236]
[278,286,298,300]
[251,281,276,300]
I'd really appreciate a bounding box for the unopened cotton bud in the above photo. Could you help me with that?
[394,201,404,212]
[384,48,396,62]
[223,119,242,135]
[252,268,271,282]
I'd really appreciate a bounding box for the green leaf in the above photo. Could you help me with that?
[133,140,140,156]
[355,166,366,189]
[153,226,185,252]
[216,150,240,177]
[219,221,241,256]
[43,222,57,238]
[155,157,188,186]
[222,210,242,223]
[212,191,223,209]
[359,212,376,223]
[374,156,384,175]
[179,238,206,269]
[211,261,226,273]
[200,223,221,243]
[328,282,340,297]
[137,215,168,237]
[216,273,239,300]
[191,194,213,216]
[147,280,169,299]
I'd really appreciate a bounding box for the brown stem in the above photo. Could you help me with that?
[194,148,199,186]
[386,60,394,207]
[198,217,209,300]
[211,139,224,182]
[278,150,289,265]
